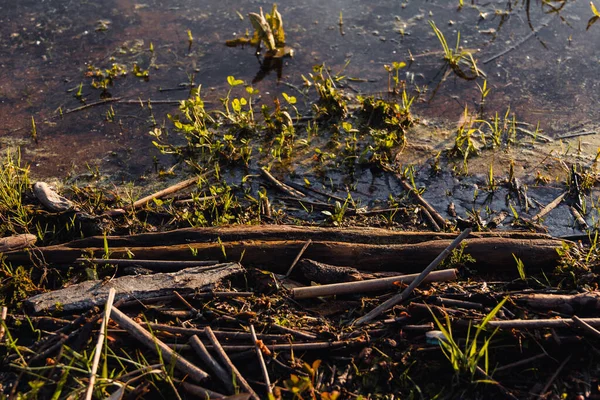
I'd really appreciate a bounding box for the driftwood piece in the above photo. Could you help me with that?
[37,225,555,250]
[110,306,209,382]
[24,263,244,313]
[33,182,75,212]
[7,237,565,274]
[296,259,363,284]
[0,234,36,253]
[515,292,600,315]
[292,269,457,299]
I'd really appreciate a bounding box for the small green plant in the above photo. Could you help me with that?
[513,254,526,280]
[322,197,350,226]
[384,61,407,93]
[0,149,32,236]
[588,1,600,30]
[310,64,348,119]
[429,297,507,379]
[429,20,481,80]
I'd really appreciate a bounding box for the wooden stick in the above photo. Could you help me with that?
[285,239,312,277]
[204,326,259,400]
[260,167,305,198]
[572,315,600,339]
[538,355,571,397]
[532,191,567,222]
[129,172,211,210]
[432,296,483,310]
[486,318,600,329]
[396,175,448,229]
[84,288,116,400]
[0,306,7,342]
[189,335,235,394]
[169,340,356,353]
[110,306,209,382]
[494,353,547,373]
[147,323,291,342]
[269,324,317,340]
[420,206,441,232]
[119,291,253,308]
[354,228,472,325]
[291,269,457,299]
[179,382,226,399]
[250,324,272,395]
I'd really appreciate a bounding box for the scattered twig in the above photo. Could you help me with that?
[572,315,600,339]
[353,228,472,325]
[532,191,567,222]
[84,288,116,400]
[494,353,548,373]
[204,326,260,400]
[260,167,306,198]
[129,171,213,210]
[179,382,226,399]
[250,324,272,395]
[110,306,209,382]
[537,355,571,398]
[394,173,448,229]
[483,14,554,64]
[146,323,290,342]
[269,324,317,340]
[285,239,312,277]
[189,335,235,394]
[419,206,441,232]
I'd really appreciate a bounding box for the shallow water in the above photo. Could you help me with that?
[1,0,599,235]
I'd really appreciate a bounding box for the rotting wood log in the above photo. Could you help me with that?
[296,259,363,284]
[7,237,566,274]
[515,292,600,315]
[24,263,244,313]
[34,225,556,250]
[0,234,36,253]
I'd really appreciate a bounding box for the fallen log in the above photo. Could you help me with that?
[24,263,244,313]
[0,234,36,253]
[7,237,565,274]
[40,225,556,249]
